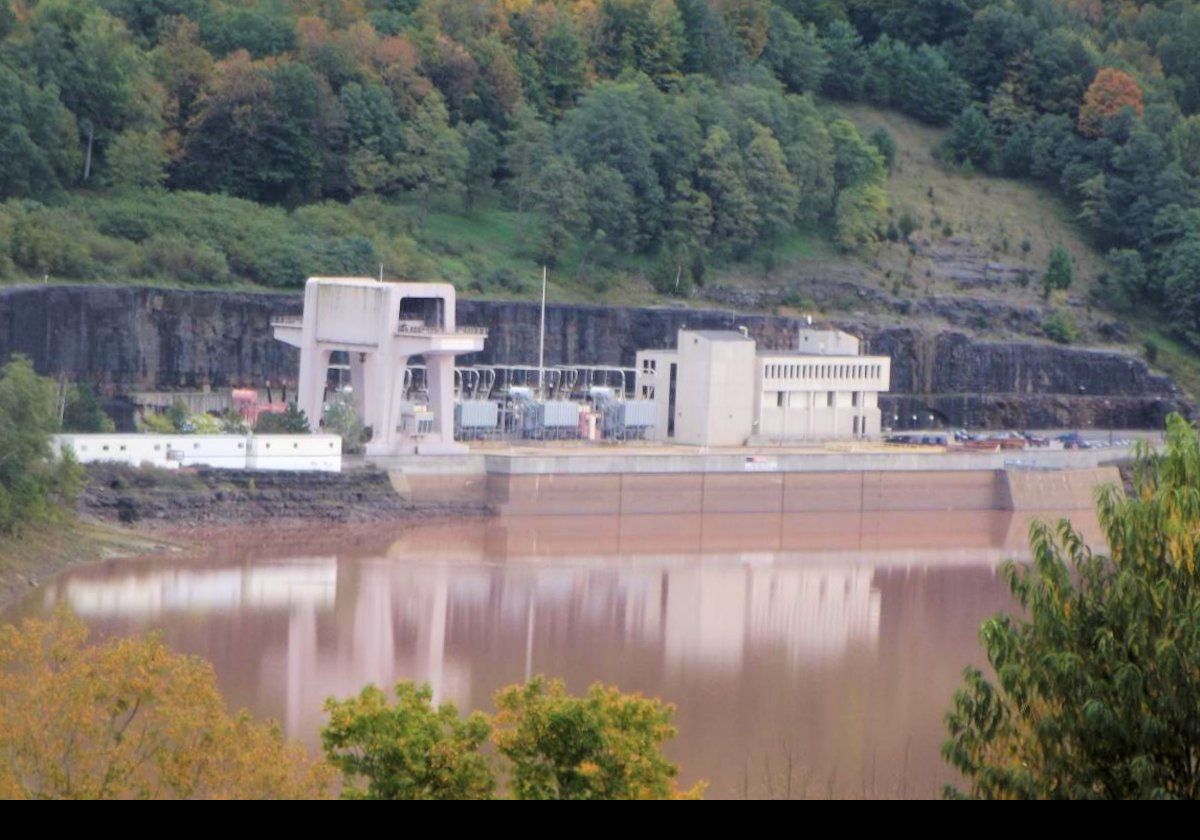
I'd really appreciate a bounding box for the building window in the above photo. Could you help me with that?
[102,445,109,452]
[853,416,860,435]
[777,392,785,408]
[852,392,859,407]
[827,391,835,407]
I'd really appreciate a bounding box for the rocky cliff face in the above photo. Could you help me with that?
[0,284,1189,429]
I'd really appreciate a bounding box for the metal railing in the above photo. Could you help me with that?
[271,316,487,337]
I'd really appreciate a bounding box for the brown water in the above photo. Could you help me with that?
[6,509,1103,799]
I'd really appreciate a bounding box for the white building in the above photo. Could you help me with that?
[635,327,891,446]
[52,433,343,472]
[272,277,487,455]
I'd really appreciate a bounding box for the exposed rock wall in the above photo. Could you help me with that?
[0,284,1189,429]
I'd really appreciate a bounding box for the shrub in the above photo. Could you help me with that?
[1042,310,1079,344]
[142,235,230,285]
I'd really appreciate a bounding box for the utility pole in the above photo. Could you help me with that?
[538,265,547,397]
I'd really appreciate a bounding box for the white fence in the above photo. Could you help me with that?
[52,433,342,473]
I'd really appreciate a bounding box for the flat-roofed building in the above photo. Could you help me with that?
[635,327,890,446]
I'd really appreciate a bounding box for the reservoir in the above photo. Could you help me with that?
[7,508,1103,798]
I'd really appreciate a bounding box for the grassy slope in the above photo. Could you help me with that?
[838,103,1109,297]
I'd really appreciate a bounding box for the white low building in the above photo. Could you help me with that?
[635,327,891,447]
[52,433,342,472]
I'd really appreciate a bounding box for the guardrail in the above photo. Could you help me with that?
[270,317,487,337]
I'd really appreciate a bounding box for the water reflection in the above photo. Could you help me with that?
[10,509,1102,798]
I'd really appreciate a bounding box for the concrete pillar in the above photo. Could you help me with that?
[349,352,368,426]
[424,354,458,452]
[356,353,389,445]
[384,358,409,452]
[297,347,330,431]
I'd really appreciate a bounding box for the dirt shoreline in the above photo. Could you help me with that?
[1,463,495,613]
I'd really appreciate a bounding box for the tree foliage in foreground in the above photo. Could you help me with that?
[0,611,333,799]
[322,675,703,800]
[492,675,705,800]
[322,682,495,800]
[945,413,1200,799]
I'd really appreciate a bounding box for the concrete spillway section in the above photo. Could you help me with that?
[378,446,1127,516]
[273,277,486,455]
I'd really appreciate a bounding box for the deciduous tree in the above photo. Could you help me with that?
[945,414,1200,799]
[0,612,332,799]
[1078,67,1144,139]
[492,676,704,800]
[322,682,495,800]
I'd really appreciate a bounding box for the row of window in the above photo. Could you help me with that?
[75,441,335,453]
[774,392,865,407]
[763,362,883,381]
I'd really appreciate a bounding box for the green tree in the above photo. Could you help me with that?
[1168,115,1200,179]
[828,118,885,192]
[744,121,798,241]
[62,385,116,433]
[945,414,1200,799]
[397,93,467,224]
[26,0,151,183]
[504,104,553,214]
[696,125,758,252]
[1104,248,1148,312]
[105,129,167,190]
[322,682,495,800]
[527,155,587,267]
[593,0,685,88]
[1042,244,1074,299]
[820,20,866,100]
[939,105,996,170]
[0,356,79,534]
[761,7,827,94]
[835,182,888,248]
[0,66,81,199]
[460,120,498,213]
[582,164,638,260]
[254,404,310,434]
[1041,309,1078,344]
[492,676,703,800]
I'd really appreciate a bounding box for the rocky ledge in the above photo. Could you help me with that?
[79,463,490,528]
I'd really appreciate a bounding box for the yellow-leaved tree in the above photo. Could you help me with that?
[0,611,333,800]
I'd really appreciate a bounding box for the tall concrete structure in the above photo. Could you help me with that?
[273,278,486,455]
[636,327,891,446]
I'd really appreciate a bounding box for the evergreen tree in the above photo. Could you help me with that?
[1042,245,1074,299]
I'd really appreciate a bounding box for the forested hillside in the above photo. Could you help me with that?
[2,1,1200,351]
